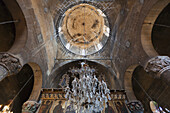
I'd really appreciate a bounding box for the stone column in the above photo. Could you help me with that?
[0,53,22,81]
[145,56,170,85]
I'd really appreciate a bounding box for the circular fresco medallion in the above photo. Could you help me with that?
[58,3,110,55]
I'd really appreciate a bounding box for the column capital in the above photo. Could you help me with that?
[22,101,39,113]
[0,53,22,74]
[145,56,170,78]
[127,100,144,113]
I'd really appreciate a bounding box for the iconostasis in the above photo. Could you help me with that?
[37,89,129,113]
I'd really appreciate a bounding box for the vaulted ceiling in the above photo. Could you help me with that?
[0,0,170,112]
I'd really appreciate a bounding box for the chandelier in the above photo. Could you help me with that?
[63,62,111,113]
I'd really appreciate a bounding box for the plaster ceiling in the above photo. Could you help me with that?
[58,3,110,55]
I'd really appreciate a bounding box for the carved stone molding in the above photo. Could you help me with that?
[145,56,170,78]
[127,100,144,112]
[22,101,40,113]
[41,88,127,101]
[0,53,22,75]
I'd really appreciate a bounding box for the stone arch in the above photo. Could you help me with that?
[0,64,34,112]
[124,64,139,101]
[141,0,170,57]
[49,60,120,89]
[132,65,170,111]
[27,62,42,101]
[2,0,27,53]
[0,1,15,52]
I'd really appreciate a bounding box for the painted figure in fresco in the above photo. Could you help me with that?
[39,100,53,113]
[105,102,115,113]
[53,101,64,113]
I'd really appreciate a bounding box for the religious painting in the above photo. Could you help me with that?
[114,101,128,113]
[49,100,65,113]
[38,89,128,113]
[104,102,116,113]
[38,100,128,113]
[38,100,53,113]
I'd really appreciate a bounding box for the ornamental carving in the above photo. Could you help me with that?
[0,65,8,81]
[41,89,126,101]
[0,53,21,75]
[22,101,39,113]
[127,100,144,112]
[145,56,170,78]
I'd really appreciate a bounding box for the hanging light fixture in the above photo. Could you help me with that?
[63,62,111,113]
